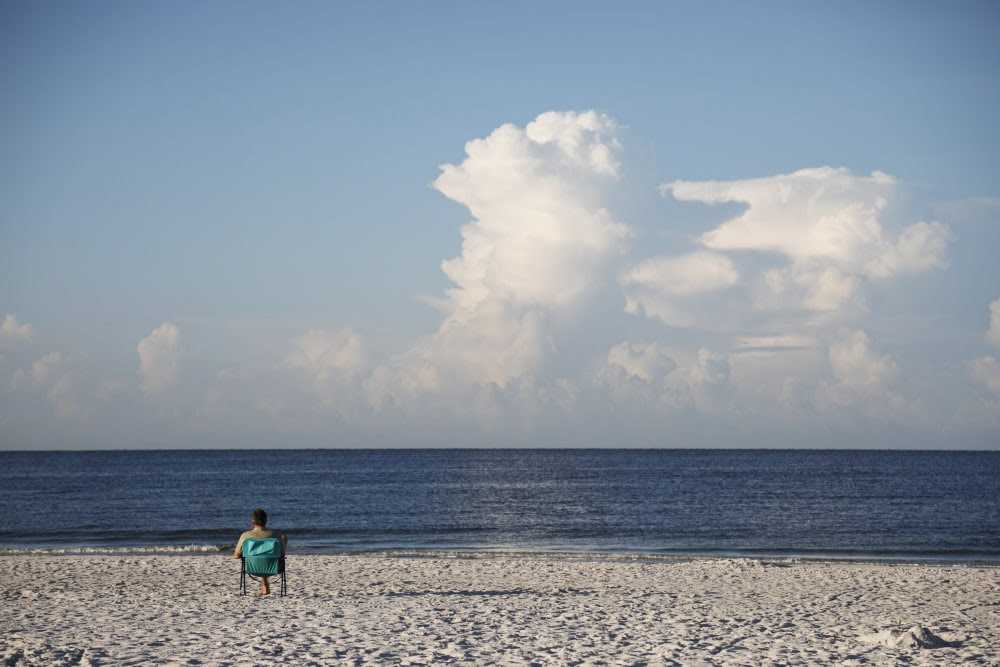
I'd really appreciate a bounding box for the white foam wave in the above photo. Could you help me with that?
[0,544,230,555]
[354,549,705,562]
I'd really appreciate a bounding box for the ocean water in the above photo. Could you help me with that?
[1,449,998,562]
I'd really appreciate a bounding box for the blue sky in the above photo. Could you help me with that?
[2,1,998,449]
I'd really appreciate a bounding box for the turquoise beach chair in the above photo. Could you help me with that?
[239,537,286,596]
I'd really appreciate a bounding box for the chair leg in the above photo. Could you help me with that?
[240,556,285,596]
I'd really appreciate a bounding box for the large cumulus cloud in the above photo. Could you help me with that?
[367,111,630,405]
[337,113,963,438]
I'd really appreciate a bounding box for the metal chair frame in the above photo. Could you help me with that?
[238,538,286,596]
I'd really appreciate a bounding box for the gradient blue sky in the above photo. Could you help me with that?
[2,1,998,449]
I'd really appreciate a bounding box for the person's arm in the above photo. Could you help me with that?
[233,535,245,559]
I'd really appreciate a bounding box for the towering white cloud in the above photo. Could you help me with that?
[434,110,628,312]
[371,111,630,395]
[137,323,181,398]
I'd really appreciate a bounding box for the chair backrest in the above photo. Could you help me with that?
[242,537,283,576]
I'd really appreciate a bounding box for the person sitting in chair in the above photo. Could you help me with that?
[234,508,287,595]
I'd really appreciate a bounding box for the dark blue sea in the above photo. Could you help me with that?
[1,449,998,562]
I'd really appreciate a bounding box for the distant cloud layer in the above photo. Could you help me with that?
[137,323,181,398]
[988,299,1000,349]
[0,314,33,346]
[972,299,1000,399]
[1,110,997,448]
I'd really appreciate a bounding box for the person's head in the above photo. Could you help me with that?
[251,508,268,527]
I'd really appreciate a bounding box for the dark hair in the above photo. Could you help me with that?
[252,508,268,526]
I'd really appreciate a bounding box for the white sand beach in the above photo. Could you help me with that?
[2,554,998,665]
